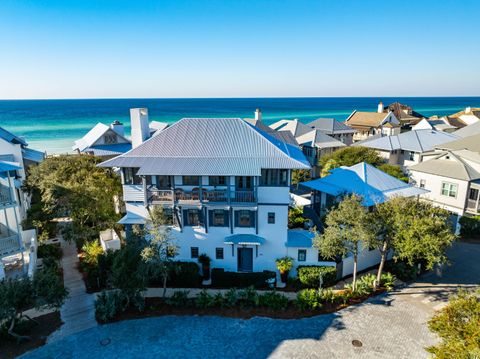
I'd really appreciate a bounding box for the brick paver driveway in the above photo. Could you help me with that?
[22,242,480,359]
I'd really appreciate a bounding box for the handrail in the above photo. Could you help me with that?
[147,187,256,204]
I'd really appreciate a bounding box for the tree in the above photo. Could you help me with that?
[377,164,408,182]
[319,146,383,175]
[140,206,178,297]
[0,269,68,341]
[288,206,307,229]
[291,169,311,186]
[24,155,122,245]
[370,197,456,289]
[314,195,374,291]
[427,289,480,358]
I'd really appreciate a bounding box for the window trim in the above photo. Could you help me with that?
[215,247,224,260]
[298,249,307,262]
[441,182,458,198]
[191,247,199,259]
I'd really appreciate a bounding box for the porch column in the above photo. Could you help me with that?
[142,176,148,206]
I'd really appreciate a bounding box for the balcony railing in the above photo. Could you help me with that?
[0,234,21,256]
[147,187,256,204]
[0,186,13,206]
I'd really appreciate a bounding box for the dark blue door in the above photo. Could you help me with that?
[237,247,253,272]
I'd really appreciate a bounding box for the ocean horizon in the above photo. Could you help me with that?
[1,97,479,154]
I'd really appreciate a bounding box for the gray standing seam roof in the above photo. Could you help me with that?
[99,118,311,175]
[307,118,356,134]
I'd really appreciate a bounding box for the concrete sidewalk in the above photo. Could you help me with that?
[48,237,97,342]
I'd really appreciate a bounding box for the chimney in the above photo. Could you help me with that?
[254,108,262,122]
[466,106,472,113]
[377,101,384,113]
[130,108,150,148]
[110,120,125,137]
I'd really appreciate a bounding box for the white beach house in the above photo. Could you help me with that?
[99,114,312,273]
[0,127,43,279]
[300,162,428,277]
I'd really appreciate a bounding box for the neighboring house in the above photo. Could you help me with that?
[73,108,169,158]
[412,118,457,133]
[446,107,480,127]
[244,109,298,146]
[99,117,312,275]
[0,127,42,280]
[345,102,401,142]
[384,101,424,128]
[269,119,346,171]
[409,149,480,220]
[353,129,459,168]
[453,121,480,138]
[436,133,480,153]
[307,118,356,145]
[299,162,427,277]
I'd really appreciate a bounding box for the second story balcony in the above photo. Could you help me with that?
[0,185,14,207]
[147,187,256,205]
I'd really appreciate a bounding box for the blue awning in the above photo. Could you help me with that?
[22,148,45,163]
[286,230,314,248]
[0,160,21,173]
[224,234,265,245]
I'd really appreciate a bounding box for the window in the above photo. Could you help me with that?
[104,134,118,144]
[215,248,224,259]
[191,247,199,259]
[184,209,201,226]
[260,169,289,186]
[155,175,172,189]
[419,179,426,188]
[236,176,253,189]
[441,182,458,198]
[408,152,415,161]
[123,168,142,185]
[298,249,306,262]
[235,210,255,228]
[469,188,479,201]
[182,176,200,186]
[268,212,275,224]
[209,176,227,186]
[209,209,229,227]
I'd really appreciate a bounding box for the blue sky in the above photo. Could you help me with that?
[0,0,478,99]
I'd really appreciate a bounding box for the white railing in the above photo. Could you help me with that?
[147,188,256,204]
[0,234,21,256]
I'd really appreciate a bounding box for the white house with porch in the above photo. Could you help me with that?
[100,115,312,274]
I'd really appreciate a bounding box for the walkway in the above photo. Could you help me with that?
[47,237,97,342]
[22,241,479,358]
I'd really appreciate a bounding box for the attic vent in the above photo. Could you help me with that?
[445,156,450,159]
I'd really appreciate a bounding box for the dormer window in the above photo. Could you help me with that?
[104,134,118,144]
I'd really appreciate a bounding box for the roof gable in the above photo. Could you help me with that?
[296,129,346,149]
[307,118,356,134]
[73,123,130,152]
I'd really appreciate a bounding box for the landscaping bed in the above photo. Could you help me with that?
[0,312,62,359]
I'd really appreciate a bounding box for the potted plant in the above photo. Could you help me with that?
[275,256,293,283]
[198,254,211,280]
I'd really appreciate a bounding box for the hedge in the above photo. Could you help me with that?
[297,265,337,288]
[166,261,203,288]
[211,268,276,289]
[459,215,480,238]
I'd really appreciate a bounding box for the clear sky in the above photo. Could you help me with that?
[0,0,479,99]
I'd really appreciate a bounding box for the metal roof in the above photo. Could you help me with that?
[118,212,146,225]
[83,143,132,157]
[286,230,314,248]
[0,127,27,146]
[301,162,428,206]
[409,150,480,181]
[244,118,299,146]
[307,118,356,134]
[296,129,346,150]
[436,133,480,152]
[453,121,480,138]
[269,119,312,137]
[73,123,131,152]
[354,129,459,153]
[100,118,310,175]
[22,148,45,163]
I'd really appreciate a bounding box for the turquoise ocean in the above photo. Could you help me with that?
[0,97,479,154]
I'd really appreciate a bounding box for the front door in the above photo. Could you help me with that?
[237,247,253,272]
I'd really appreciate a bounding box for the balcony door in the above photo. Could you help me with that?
[236,176,253,190]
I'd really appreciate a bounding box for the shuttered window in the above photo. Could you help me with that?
[183,209,202,226]
[208,209,229,227]
[215,248,224,259]
[234,210,255,228]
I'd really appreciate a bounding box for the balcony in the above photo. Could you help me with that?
[0,233,21,257]
[147,187,256,205]
[0,185,14,207]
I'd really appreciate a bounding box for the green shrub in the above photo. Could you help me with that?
[385,260,419,281]
[238,286,259,307]
[296,289,323,310]
[82,240,104,266]
[211,269,276,289]
[297,266,337,288]
[459,215,480,238]
[213,292,225,307]
[166,261,202,287]
[37,244,62,260]
[95,290,126,322]
[223,288,239,307]
[344,274,375,297]
[195,289,215,309]
[167,290,190,307]
[288,206,307,229]
[380,272,396,291]
[319,288,339,304]
[275,256,294,272]
[336,289,354,304]
[258,291,289,310]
